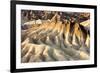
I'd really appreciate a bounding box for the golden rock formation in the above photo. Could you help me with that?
[21,13,90,63]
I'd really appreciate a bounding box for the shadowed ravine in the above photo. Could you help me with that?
[21,12,90,63]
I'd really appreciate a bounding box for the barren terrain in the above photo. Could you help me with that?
[21,11,90,63]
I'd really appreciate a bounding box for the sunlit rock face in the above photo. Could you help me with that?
[21,11,90,63]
